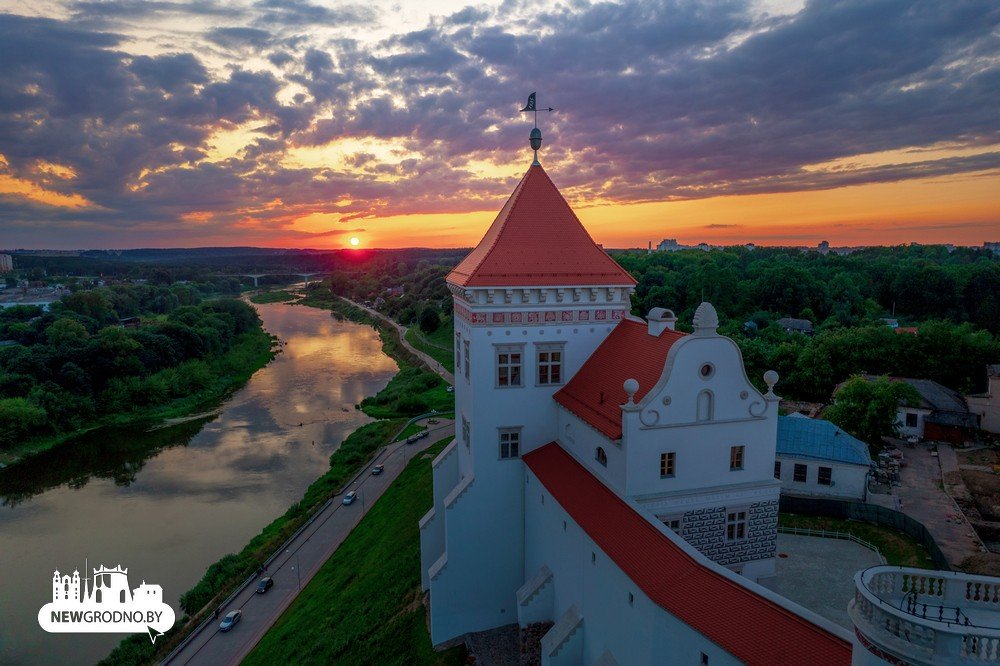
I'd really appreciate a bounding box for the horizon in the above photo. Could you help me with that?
[1,1,998,249]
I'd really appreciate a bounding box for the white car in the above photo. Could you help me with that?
[342,491,357,505]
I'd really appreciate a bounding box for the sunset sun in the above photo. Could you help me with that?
[349,237,360,247]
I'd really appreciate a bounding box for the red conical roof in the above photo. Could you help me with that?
[447,164,637,288]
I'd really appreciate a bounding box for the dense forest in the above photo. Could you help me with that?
[320,244,1000,401]
[0,283,269,451]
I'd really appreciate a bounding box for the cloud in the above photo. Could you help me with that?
[0,0,998,248]
[705,224,740,228]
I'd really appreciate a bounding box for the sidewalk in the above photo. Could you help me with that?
[165,419,454,666]
[338,296,456,385]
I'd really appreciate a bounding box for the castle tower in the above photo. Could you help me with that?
[52,571,61,602]
[420,126,636,644]
[91,565,131,605]
[71,570,81,603]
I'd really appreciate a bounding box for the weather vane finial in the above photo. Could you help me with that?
[520,92,554,166]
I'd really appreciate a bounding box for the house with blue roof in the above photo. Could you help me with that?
[775,415,873,501]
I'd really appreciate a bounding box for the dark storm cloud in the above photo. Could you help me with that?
[0,0,998,247]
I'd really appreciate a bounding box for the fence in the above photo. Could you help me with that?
[777,525,886,564]
[779,495,951,571]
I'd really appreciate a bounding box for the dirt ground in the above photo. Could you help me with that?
[956,447,1000,543]
[958,448,1000,468]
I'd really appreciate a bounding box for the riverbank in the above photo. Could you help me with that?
[0,326,277,468]
[245,437,466,665]
[102,290,454,664]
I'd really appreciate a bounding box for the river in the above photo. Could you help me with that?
[0,302,398,664]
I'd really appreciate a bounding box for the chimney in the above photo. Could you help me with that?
[646,307,677,336]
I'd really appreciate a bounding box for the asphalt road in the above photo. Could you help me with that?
[166,419,455,666]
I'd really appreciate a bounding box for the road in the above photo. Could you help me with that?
[165,418,455,666]
[338,296,456,385]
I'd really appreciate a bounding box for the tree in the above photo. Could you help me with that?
[419,307,441,333]
[0,397,48,449]
[825,376,921,449]
[45,318,89,346]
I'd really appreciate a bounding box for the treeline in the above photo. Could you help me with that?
[0,283,266,450]
[618,244,1000,333]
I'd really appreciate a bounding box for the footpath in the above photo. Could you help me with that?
[164,418,454,666]
[338,296,456,385]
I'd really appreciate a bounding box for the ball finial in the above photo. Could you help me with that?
[763,370,779,395]
[623,378,640,404]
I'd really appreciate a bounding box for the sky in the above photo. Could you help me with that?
[0,0,998,250]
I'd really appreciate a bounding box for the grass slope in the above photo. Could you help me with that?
[404,317,455,374]
[779,513,934,568]
[245,438,466,666]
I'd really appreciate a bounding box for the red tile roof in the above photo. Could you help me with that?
[554,318,685,439]
[523,443,852,666]
[446,164,636,288]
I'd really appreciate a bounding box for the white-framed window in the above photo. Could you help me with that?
[496,344,523,387]
[463,339,470,380]
[462,415,470,449]
[455,332,461,371]
[774,460,781,479]
[660,452,676,478]
[726,510,747,541]
[818,466,832,485]
[794,463,807,482]
[905,412,918,428]
[536,343,564,386]
[729,445,745,471]
[499,427,521,459]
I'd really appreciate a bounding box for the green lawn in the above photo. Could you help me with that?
[245,438,466,666]
[250,290,298,304]
[405,318,455,374]
[360,366,454,419]
[778,513,935,569]
[394,423,426,442]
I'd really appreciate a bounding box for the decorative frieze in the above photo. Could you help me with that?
[453,306,627,327]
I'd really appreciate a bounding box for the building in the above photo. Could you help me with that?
[420,134,859,664]
[985,241,1000,256]
[776,317,814,335]
[775,415,872,501]
[968,365,1000,434]
[0,254,12,273]
[855,376,978,444]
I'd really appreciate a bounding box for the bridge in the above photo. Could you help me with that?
[231,272,330,287]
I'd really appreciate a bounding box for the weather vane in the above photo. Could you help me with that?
[520,92,554,165]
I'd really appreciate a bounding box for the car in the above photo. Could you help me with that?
[219,610,241,632]
[371,464,384,476]
[256,577,273,594]
[446,386,454,393]
[342,491,357,505]
[418,429,430,439]
[406,434,418,444]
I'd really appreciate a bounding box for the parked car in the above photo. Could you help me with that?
[219,610,242,632]
[371,464,384,476]
[446,386,454,393]
[418,429,430,439]
[406,434,418,444]
[342,491,357,505]
[256,577,273,594]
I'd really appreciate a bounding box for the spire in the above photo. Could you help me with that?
[520,92,552,166]
[446,165,636,288]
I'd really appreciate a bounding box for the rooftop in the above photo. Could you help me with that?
[777,416,872,466]
[446,164,636,288]
[523,442,852,665]
[859,375,968,414]
[554,318,685,440]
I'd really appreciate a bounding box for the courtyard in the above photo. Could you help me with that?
[762,533,882,629]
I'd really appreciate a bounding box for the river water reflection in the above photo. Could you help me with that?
[0,302,397,664]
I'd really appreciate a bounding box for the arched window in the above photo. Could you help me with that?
[596,447,608,466]
[120,589,127,603]
[697,390,714,422]
[95,589,102,604]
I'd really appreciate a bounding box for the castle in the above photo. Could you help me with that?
[418,131,1000,665]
